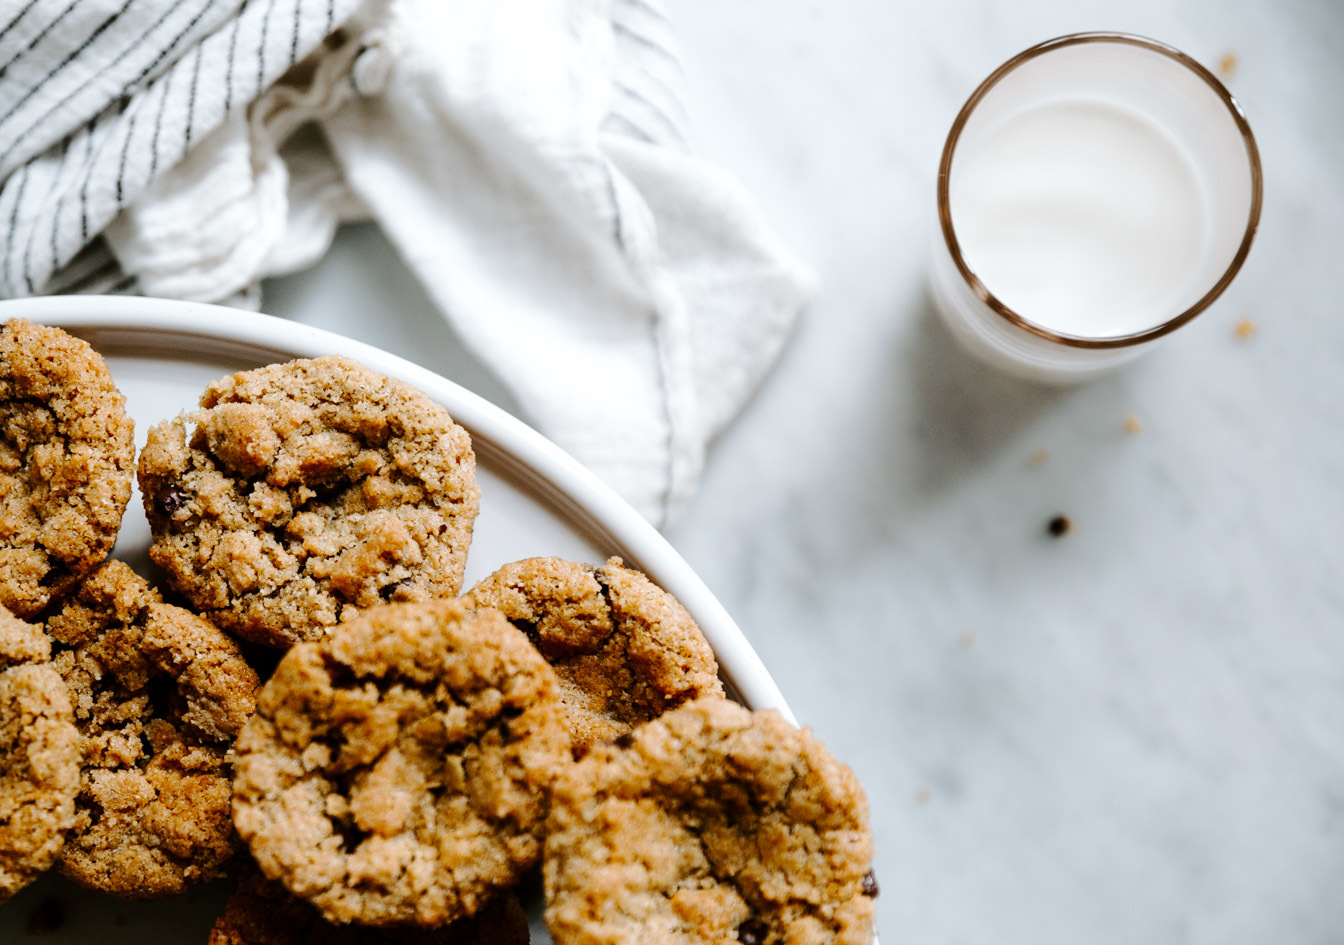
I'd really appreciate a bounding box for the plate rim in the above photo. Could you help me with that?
[0,295,794,724]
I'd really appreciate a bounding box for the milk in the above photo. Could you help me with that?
[950,98,1209,339]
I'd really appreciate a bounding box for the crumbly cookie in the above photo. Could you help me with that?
[544,698,876,945]
[138,356,479,649]
[0,318,135,618]
[208,870,531,945]
[232,600,571,928]
[47,560,260,898]
[462,558,724,755]
[0,605,80,903]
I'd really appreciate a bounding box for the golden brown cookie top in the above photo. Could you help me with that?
[0,319,135,618]
[462,557,724,754]
[47,561,260,899]
[544,698,876,945]
[138,356,479,649]
[208,871,531,945]
[0,605,80,904]
[232,600,571,929]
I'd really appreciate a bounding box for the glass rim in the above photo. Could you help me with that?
[936,31,1264,350]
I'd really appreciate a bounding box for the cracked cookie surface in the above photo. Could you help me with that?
[544,698,875,945]
[139,356,479,649]
[0,605,80,903]
[47,561,260,898]
[461,558,723,755]
[0,318,135,618]
[232,600,571,928]
[208,869,531,945]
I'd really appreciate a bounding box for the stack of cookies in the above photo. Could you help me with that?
[0,317,876,945]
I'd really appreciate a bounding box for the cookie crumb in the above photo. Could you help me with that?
[955,631,975,650]
[861,871,881,899]
[26,898,65,935]
[1235,316,1257,340]
[1029,449,1049,467]
[914,787,931,805]
[1046,515,1071,538]
[1123,414,1143,435]
[1219,51,1238,78]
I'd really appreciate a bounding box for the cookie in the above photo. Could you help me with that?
[232,600,571,928]
[0,605,80,903]
[0,318,135,618]
[46,560,260,898]
[544,698,876,945]
[461,558,724,755]
[138,356,479,649]
[208,870,531,945]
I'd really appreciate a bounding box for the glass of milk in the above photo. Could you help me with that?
[929,32,1263,383]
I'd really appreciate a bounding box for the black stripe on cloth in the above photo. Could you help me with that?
[4,164,31,294]
[23,136,70,294]
[289,0,300,65]
[0,0,44,49]
[0,0,129,129]
[258,0,279,99]
[148,64,173,177]
[185,42,203,145]
[125,0,219,93]
[114,102,140,209]
[223,0,246,114]
[257,0,279,99]
[0,0,81,80]
[78,105,113,244]
[50,126,89,275]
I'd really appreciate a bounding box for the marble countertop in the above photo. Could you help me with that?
[265,1,1344,942]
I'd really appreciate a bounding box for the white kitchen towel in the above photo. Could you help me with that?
[0,0,815,527]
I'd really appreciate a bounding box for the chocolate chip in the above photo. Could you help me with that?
[1046,514,1071,538]
[26,898,65,935]
[862,870,880,898]
[738,918,769,945]
[612,731,635,749]
[378,579,410,602]
[155,484,187,519]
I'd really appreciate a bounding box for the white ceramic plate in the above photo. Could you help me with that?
[0,295,793,944]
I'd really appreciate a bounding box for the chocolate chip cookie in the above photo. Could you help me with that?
[0,605,80,903]
[138,356,479,649]
[544,698,876,945]
[461,558,723,755]
[232,600,571,928]
[208,870,531,945]
[47,560,260,898]
[0,318,135,618]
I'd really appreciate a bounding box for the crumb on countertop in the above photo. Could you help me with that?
[1236,316,1257,340]
[1219,51,1238,78]
[1030,449,1049,466]
[1123,414,1143,435]
[1047,515,1071,538]
[914,787,932,805]
[956,631,975,650]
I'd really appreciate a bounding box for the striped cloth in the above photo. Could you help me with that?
[0,0,814,526]
[0,0,361,298]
